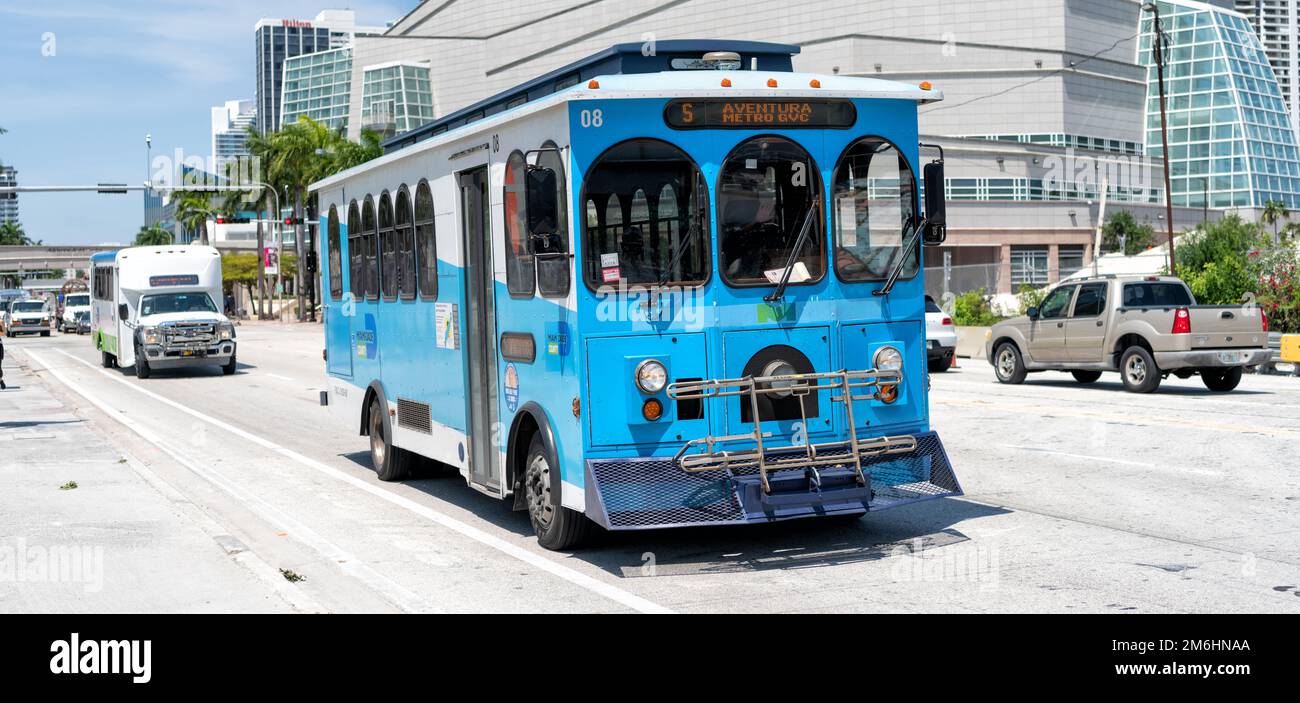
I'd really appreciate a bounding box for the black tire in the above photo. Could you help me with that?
[100,350,114,368]
[523,434,593,550]
[1120,346,1161,393]
[928,358,951,373]
[222,353,237,375]
[993,343,1027,384]
[1202,367,1243,392]
[134,345,151,379]
[1071,370,1103,384]
[41,330,50,337]
[368,395,412,481]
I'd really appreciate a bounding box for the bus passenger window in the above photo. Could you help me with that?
[537,141,570,297]
[347,200,363,298]
[582,139,709,288]
[832,138,917,282]
[415,180,437,300]
[503,151,535,297]
[327,204,342,300]
[718,136,824,287]
[379,191,396,300]
[396,186,416,300]
[362,195,378,300]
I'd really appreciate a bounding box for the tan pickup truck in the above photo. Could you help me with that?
[985,275,1271,393]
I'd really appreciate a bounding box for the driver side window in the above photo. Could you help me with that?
[1039,285,1076,319]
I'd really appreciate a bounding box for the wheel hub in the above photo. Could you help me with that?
[998,349,1015,378]
[525,453,554,529]
[1126,355,1146,384]
[369,406,386,469]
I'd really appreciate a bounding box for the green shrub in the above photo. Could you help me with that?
[952,288,1002,326]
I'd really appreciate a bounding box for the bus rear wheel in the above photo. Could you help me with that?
[100,351,115,368]
[524,434,592,551]
[368,396,411,481]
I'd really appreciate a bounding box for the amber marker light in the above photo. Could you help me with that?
[767,78,779,87]
[919,81,933,91]
[809,79,821,88]
[721,78,732,87]
[877,384,899,404]
[642,398,664,421]
[588,79,600,89]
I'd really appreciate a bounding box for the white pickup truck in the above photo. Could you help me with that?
[986,275,1271,393]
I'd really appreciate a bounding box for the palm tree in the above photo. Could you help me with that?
[134,224,173,246]
[0,220,36,246]
[1261,199,1288,243]
[173,191,215,245]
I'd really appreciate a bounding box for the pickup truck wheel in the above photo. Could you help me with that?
[1071,370,1103,384]
[1202,367,1242,392]
[1120,346,1160,393]
[134,345,151,379]
[994,343,1027,384]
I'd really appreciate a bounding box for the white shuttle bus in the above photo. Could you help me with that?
[91,245,237,378]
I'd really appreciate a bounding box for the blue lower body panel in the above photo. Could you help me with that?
[583,431,961,530]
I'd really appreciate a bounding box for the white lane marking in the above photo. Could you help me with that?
[266,373,296,382]
[27,349,439,615]
[50,348,673,614]
[1001,444,1223,477]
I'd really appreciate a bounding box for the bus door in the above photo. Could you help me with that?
[458,166,502,493]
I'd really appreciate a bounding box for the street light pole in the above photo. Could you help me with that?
[1144,2,1178,276]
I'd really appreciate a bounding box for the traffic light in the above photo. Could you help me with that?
[215,216,251,224]
[283,216,305,225]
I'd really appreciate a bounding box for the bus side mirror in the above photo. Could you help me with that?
[922,161,947,246]
[118,303,129,320]
[525,167,559,241]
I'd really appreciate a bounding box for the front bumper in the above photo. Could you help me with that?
[583,431,961,529]
[7,320,48,333]
[141,341,235,368]
[1155,348,1272,369]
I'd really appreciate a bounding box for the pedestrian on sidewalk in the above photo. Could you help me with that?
[0,334,6,390]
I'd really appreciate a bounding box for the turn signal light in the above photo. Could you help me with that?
[877,384,899,404]
[1262,310,1269,332]
[1172,308,1191,334]
[572,397,581,418]
[642,398,664,421]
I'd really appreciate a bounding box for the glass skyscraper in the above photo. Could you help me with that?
[281,47,353,133]
[1140,0,1300,209]
[360,62,435,137]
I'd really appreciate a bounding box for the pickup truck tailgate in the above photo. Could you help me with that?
[1187,307,1267,348]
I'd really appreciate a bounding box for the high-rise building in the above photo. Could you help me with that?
[211,99,257,166]
[1142,0,1300,209]
[359,61,435,137]
[254,10,383,134]
[1234,1,1300,135]
[281,46,354,132]
[0,165,17,225]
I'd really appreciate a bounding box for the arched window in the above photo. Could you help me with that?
[503,150,534,297]
[581,139,709,288]
[536,141,570,297]
[378,190,396,300]
[415,180,437,300]
[346,200,362,298]
[327,204,342,300]
[395,185,416,300]
[718,135,824,287]
[831,137,917,282]
[362,195,378,300]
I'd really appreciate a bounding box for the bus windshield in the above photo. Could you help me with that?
[66,294,90,307]
[719,136,824,286]
[582,139,709,287]
[140,292,217,316]
[832,138,918,281]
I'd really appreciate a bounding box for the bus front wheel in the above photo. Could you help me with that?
[524,435,593,550]
[368,396,412,481]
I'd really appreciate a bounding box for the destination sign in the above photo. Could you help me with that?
[149,274,200,287]
[664,99,855,129]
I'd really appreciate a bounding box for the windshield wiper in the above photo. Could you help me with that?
[655,214,702,290]
[764,197,821,303]
[872,217,925,298]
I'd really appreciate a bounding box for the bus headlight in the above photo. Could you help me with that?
[218,323,234,341]
[142,328,161,345]
[635,359,667,394]
[873,345,904,374]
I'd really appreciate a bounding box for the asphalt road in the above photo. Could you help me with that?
[4,323,1300,613]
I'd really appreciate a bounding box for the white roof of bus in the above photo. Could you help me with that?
[311,71,942,192]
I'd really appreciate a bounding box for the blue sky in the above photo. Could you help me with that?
[0,1,413,245]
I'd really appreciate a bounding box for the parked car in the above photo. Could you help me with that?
[985,275,1270,393]
[3,299,51,337]
[925,295,957,372]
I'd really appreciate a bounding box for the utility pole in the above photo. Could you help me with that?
[1144,3,1178,276]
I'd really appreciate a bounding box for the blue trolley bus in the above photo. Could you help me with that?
[312,41,961,549]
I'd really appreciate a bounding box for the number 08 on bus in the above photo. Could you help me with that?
[311,41,961,550]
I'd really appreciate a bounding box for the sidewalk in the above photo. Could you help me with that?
[0,350,296,613]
